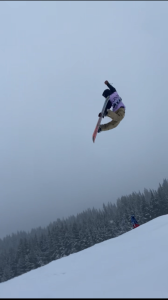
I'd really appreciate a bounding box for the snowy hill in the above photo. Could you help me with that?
[0,215,168,298]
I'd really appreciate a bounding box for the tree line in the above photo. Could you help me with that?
[0,178,168,283]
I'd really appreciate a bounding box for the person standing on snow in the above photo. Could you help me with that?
[98,80,126,133]
[131,215,140,229]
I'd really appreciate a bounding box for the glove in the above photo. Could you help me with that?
[98,112,104,118]
[104,80,109,85]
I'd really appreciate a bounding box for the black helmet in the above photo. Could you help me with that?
[102,89,111,98]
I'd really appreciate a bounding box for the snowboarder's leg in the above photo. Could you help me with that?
[99,108,125,132]
[107,108,125,122]
[100,119,120,131]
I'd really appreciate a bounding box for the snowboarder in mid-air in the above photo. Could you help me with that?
[98,80,126,133]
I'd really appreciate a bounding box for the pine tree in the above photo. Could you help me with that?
[39,234,50,265]
[71,221,82,253]
[158,181,168,215]
[0,266,3,283]
[150,190,160,219]
[140,194,151,223]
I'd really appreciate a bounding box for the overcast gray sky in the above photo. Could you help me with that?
[0,1,168,239]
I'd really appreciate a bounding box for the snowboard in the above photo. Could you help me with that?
[92,96,110,143]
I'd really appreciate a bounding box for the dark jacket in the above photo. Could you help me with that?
[102,82,116,115]
[131,216,140,228]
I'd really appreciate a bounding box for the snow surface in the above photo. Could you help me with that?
[1,215,168,298]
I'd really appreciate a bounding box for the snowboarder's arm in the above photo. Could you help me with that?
[104,80,116,93]
[99,100,112,117]
[104,100,112,116]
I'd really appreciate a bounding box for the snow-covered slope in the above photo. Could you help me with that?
[1,215,168,298]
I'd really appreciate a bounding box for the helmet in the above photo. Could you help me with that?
[102,89,111,98]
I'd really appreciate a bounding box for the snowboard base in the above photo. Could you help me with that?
[92,96,110,143]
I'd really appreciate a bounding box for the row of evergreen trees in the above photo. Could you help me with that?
[0,179,168,283]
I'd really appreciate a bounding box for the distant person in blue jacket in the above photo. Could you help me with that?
[131,215,140,229]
